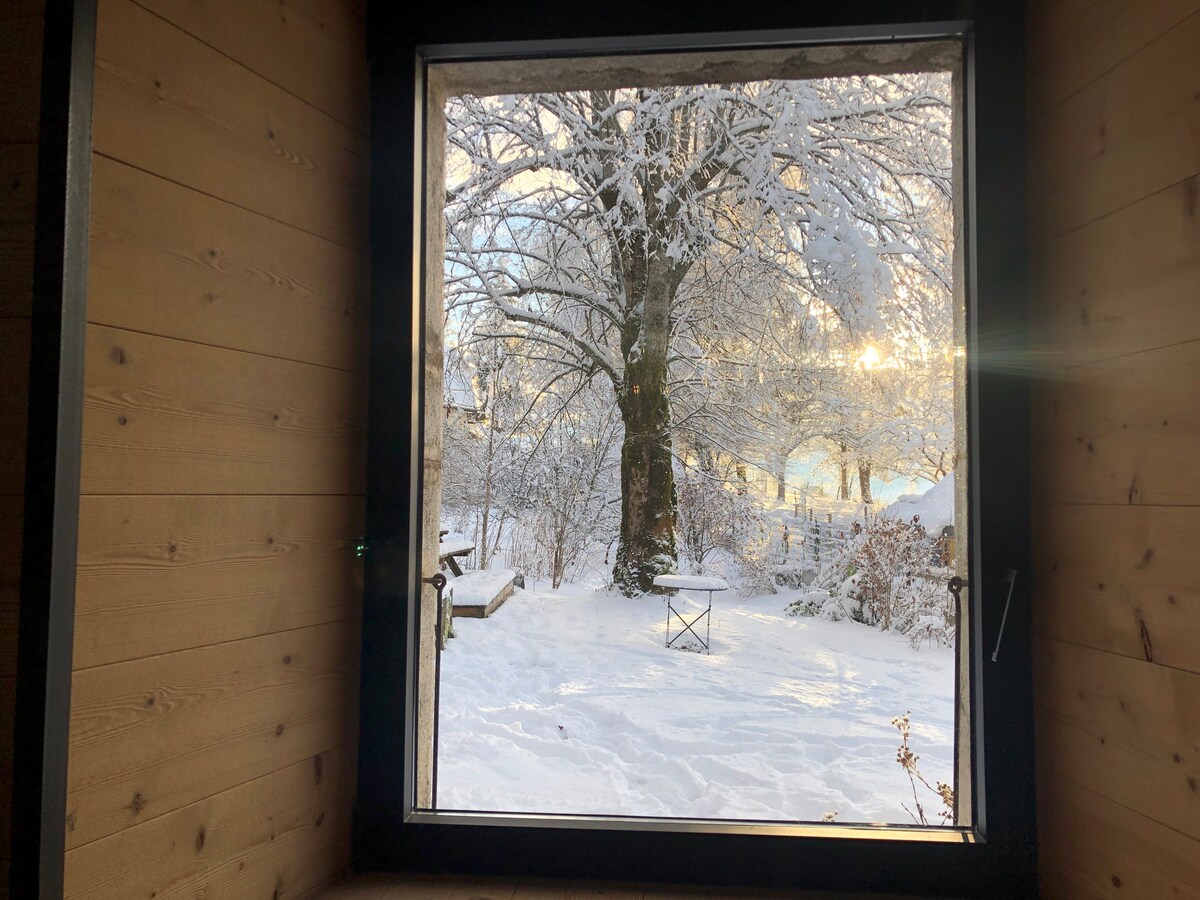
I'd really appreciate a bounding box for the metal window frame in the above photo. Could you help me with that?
[358,0,1033,895]
[410,27,971,835]
[11,1,96,898]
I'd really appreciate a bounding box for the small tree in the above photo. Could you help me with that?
[676,451,762,574]
[517,393,622,588]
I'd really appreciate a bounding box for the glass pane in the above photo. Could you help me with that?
[420,43,967,827]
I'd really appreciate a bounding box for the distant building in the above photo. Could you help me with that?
[444,369,482,425]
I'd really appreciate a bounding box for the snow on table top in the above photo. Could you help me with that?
[652,574,729,591]
[452,568,515,606]
[439,538,475,557]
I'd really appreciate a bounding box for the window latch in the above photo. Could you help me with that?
[990,569,1018,662]
[947,575,968,603]
[423,572,451,653]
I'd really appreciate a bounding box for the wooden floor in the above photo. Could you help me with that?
[316,872,929,899]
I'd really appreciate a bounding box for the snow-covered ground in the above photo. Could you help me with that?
[437,581,955,825]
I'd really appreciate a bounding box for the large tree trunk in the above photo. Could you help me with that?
[612,251,680,596]
[858,459,873,504]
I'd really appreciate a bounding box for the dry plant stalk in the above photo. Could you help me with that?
[892,711,954,825]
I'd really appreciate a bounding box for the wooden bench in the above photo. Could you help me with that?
[450,568,517,619]
[436,532,516,619]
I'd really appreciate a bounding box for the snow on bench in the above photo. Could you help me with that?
[450,568,516,619]
[652,575,729,593]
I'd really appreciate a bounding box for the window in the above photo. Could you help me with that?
[359,5,1034,894]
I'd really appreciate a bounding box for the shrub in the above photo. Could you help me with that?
[676,458,775,594]
[852,516,955,646]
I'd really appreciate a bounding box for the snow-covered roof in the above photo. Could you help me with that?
[879,472,955,532]
[445,369,477,411]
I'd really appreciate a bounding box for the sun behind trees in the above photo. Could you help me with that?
[444,73,954,595]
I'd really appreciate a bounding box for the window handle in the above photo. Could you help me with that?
[990,569,1018,662]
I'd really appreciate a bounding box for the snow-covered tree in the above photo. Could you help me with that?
[441,331,530,567]
[518,389,622,588]
[799,233,957,502]
[445,73,953,594]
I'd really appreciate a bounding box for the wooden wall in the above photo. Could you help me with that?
[63,1,369,897]
[1028,2,1200,897]
[0,0,46,888]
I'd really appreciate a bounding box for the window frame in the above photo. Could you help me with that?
[357,1,1033,893]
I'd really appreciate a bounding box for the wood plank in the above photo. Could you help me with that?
[0,582,16,683]
[0,13,45,145]
[93,0,369,249]
[291,0,367,49]
[1032,503,1200,673]
[66,619,360,848]
[133,0,369,134]
[0,496,20,628]
[1037,775,1200,899]
[1029,9,1200,238]
[0,496,21,680]
[88,156,369,370]
[1030,339,1200,506]
[0,234,35,320]
[64,746,353,900]
[0,675,14,861]
[0,54,22,856]
[1034,637,1200,840]
[0,132,37,322]
[1029,175,1200,366]
[74,493,365,668]
[80,325,367,495]
[0,318,31,495]
[316,872,931,899]
[0,3,47,20]
[1027,0,1200,115]
[0,92,32,870]
[0,144,37,233]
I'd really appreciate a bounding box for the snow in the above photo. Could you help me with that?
[879,472,955,532]
[438,582,955,824]
[451,569,516,607]
[653,574,730,592]
[438,538,476,557]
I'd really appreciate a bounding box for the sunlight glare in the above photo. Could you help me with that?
[857,345,882,370]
